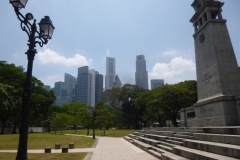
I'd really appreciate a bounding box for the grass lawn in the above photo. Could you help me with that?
[61,128,137,137]
[0,133,95,150]
[0,153,87,160]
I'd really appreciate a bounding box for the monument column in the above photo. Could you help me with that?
[189,0,240,126]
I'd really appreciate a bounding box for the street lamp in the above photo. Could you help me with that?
[92,108,96,139]
[9,0,55,160]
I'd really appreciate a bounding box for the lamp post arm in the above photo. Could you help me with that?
[14,7,31,38]
[34,35,48,47]
[13,7,48,48]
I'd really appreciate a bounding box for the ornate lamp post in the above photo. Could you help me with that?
[9,0,55,159]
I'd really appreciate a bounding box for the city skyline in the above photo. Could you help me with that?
[1,0,239,88]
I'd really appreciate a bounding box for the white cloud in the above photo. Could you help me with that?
[149,57,196,83]
[36,49,92,67]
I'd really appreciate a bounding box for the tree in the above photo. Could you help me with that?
[157,80,197,127]
[68,113,82,133]
[0,83,15,134]
[100,88,121,108]
[0,61,56,133]
[135,90,164,127]
[95,106,114,135]
[51,113,70,134]
[30,77,56,127]
[61,102,92,135]
[0,61,25,133]
[118,87,146,129]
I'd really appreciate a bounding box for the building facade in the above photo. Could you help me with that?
[151,79,164,89]
[135,55,148,89]
[88,69,96,107]
[76,67,103,107]
[64,73,77,100]
[105,57,115,90]
[43,85,51,91]
[76,66,89,105]
[112,75,122,88]
[95,71,103,104]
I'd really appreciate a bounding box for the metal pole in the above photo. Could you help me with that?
[92,110,95,139]
[16,20,37,160]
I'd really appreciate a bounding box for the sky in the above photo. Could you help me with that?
[1,0,240,89]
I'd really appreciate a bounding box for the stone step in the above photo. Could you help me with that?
[165,139,183,146]
[187,130,203,133]
[202,127,240,135]
[176,132,193,136]
[128,134,139,140]
[137,136,160,146]
[133,139,152,152]
[184,139,240,159]
[173,134,193,139]
[173,146,239,160]
[193,133,240,145]
[148,149,162,159]
[156,143,172,152]
[144,133,168,141]
[168,137,185,142]
[149,148,191,160]
[132,132,139,135]
[161,152,190,160]
[142,130,175,136]
[128,134,136,137]
[158,140,176,148]
[123,136,134,143]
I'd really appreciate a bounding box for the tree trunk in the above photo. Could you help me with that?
[103,127,106,135]
[171,117,178,127]
[87,126,89,135]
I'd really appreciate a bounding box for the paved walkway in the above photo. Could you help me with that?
[0,136,158,160]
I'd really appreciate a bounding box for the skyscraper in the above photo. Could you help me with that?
[76,67,103,107]
[88,69,96,107]
[105,57,115,90]
[43,85,50,91]
[135,55,148,89]
[95,71,103,104]
[53,81,71,105]
[76,66,89,105]
[112,75,122,88]
[54,81,65,97]
[151,79,164,89]
[64,73,77,100]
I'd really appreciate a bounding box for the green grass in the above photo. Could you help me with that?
[61,128,137,137]
[0,133,95,150]
[0,153,87,160]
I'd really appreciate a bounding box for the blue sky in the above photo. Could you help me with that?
[1,0,240,88]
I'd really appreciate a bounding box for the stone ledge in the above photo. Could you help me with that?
[194,95,235,107]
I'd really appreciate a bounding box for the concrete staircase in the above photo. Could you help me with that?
[124,127,240,160]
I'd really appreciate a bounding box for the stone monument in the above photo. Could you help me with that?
[180,0,240,126]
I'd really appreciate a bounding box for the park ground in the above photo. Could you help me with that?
[0,129,136,160]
